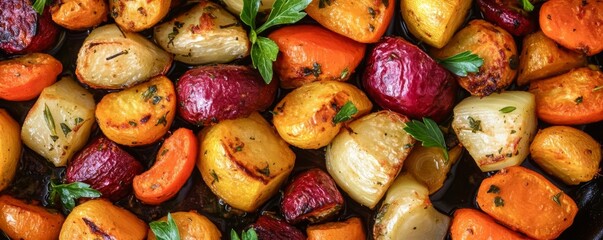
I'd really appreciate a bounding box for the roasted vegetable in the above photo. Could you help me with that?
[540,0,603,56]
[96,76,176,146]
[268,24,366,88]
[50,0,108,30]
[148,211,221,240]
[0,1,60,54]
[477,0,537,36]
[530,126,602,185]
[431,19,518,97]
[198,112,295,212]
[450,208,528,240]
[362,37,457,122]
[154,1,249,65]
[529,67,603,125]
[517,31,587,85]
[281,168,343,224]
[21,77,96,167]
[0,110,20,192]
[400,0,472,48]
[0,53,62,102]
[65,137,143,201]
[109,0,171,32]
[222,0,275,15]
[134,128,197,205]
[306,217,366,240]
[59,199,147,239]
[305,0,394,43]
[176,65,277,126]
[326,111,415,208]
[452,91,537,172]
[76,24,172,89]
[403,145,463,194]
[272,81,372,149]
[0,195,65,240]
[251,214,306,240]
[373,173,450,239]
[476,166,578,239]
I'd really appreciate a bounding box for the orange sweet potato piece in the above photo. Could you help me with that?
[0,53,62,101]
[450,208,528,240]
[306,217,366,240]
[0,195,65,240]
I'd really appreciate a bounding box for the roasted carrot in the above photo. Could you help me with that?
[306,217,366,240]
[133,128,198,205]
[0,53,62,101]
[268,25,366,89]
[0,195,65,240]
[450,208,528,240]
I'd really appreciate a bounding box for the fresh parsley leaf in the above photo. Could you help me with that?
[251,37,279,83]
[522,0,534,12]
[499,106,516,113]
[552,192,563,205]
[437,51,484,77]
[150,213,180,240]
[256,0,312,33]
[231,228,258,240]
[241,0,261,30]
[32,0,49,15]
[333,101,358,124]
[49,181,101,211]
[403,117,449,161]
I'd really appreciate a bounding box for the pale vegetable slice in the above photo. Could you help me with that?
[222,0,275,16]
[326,111,415,209]
[21,77,96,167]
[373,173,450,240]
[0,109,21,191]
[110,0,171,32]
[403,145,463,194]
[452,91,537,172]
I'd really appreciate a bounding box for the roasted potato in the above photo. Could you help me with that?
[529,67,603,125]
[268,25,366,89]
[431,19,518,97]
[517,31,587,85]
[96,76,176,146]
[476,166,578,239]
[401,0,472,48]
[0,195,65,240]
[305,0,394,43]
[0,53,62,101]
[530,126,602,185]
[154,1,249,65]
[403,145,463,194]
[272,81,372,149]
[148,211,221,240]
[0,110,20,192]
[176,65,277,126]
[477,0,537,37]
[59,199,147,240]
[76,24,173,89]
[326,111,415,209]
[110,0,171,32]
[50,0,108,30]
[362,37,457,122]
[21,77,96,167]
[221,0,275,16]
[198,112,295,212]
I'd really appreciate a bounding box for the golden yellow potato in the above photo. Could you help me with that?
[0,195,65,240]
[198,112,295,212]
[400,0,472,48]
[59,199,147,240]
[530,126,602,185]
[96,76,176,146]
[110,0,171,32]
[148,211,221,240]
[272,81,372,149]
[0,109,20,191]
[403,145,463,194]
[51,0,108,30]
[517,31,587,86]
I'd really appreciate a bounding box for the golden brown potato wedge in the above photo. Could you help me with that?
[0,195,65,240]
[110,0,171,32]
[96,76,176,146]
[0,110,20,192]
[148,211,221,240]
[51,0,108,30]
[517,31,587,85]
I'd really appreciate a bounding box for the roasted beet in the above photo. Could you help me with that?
[362,37,457,122]
[477,0,537,36]
[0,0,37,53]
[19,7,60,54]
[65,137,143,201]
[281,168,343,224]
[176,65,278,126]
[251,214,305,240]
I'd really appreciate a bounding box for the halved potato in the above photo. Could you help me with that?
[0,109,20,191]
[198,112,295,212]
[96,76,176,146]
[110,0,171,32]
[154,1,249,65]
[76,24,172,89]
[21,77,96,167]
[221,0,275,16]
[147,211,221,240]
[50,0,108,30]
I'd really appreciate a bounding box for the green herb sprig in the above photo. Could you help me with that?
[49,181,101,211]
[241,0,312,84]
[499,106,517,113]
[403,117,449,161]
[333,101,358,124]
[150,213,180,240]
[231,228,258,240]
[437,51,484,77]
[521,0,534,12]
[32,0,51,15]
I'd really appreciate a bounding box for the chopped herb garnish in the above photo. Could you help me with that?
[149,212,180,240]
[340,68,349,80]
[161,148,169,156]
[468,116,482,133]
[258,165,270,177]
[32,0,50,15]
[521,0,534,12]
[152,96,163,105]
[60,123,72,136]
[231,228,258,240]
[43,104,59,141]
[105,50,129,61]
[594,85,603,92]
[74,117,84,125]
[303,62,322,77]
[403,117,449,161]
[499,106,516,113]
[235,144,244,152]
[436,51,484,77]
[575,96,583,104]
[494,196,504,207]
[487,185,500,194]
[49,181,101,211]
[128,121,137,127]
[368,7,376,18]
[552,192,563,205]
[333,101,358,124]
[511,130,516,134]
[210,170,219,184]
[319,0,332,8]
[155,113,168,126]
[142,85,158,101]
